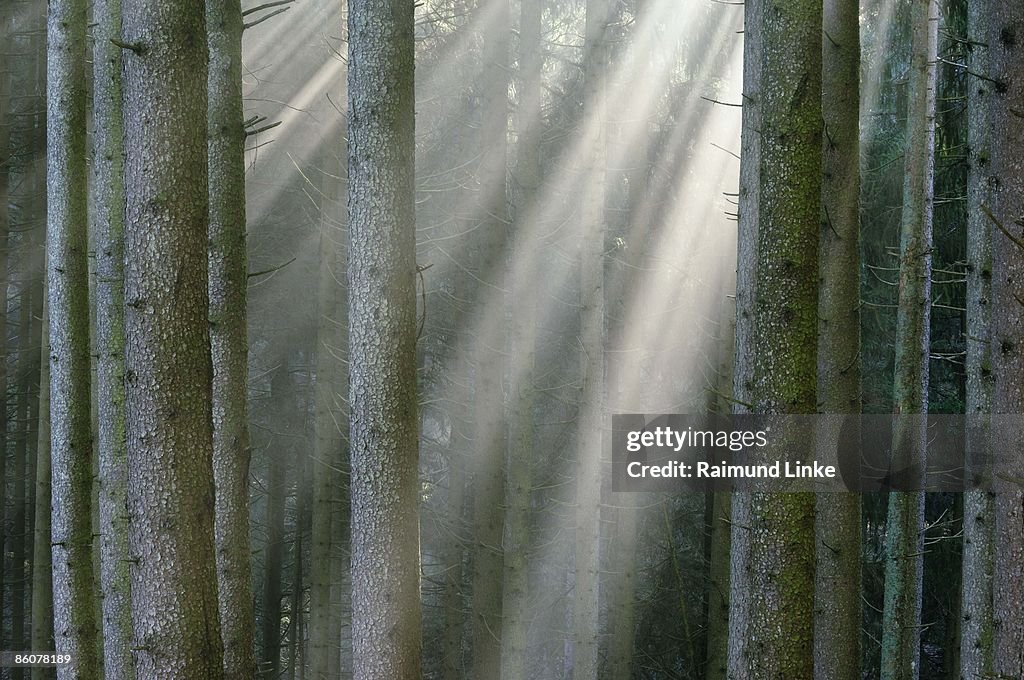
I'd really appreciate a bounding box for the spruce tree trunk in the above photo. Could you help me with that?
[959,0,995,675]
[986,2,1024,675]
[573,0,611,676]
[737,0,822,677]
[880,3,936,678]
[470,0,510,675]
[726,0,761,670]
[93,0,134,673]
[309,149,346,680]
[120,0,224,672]
[31,301,54,680]
[704,492,730,680]
[500,0,542,673]
[816,0,862,677]
[12,286,36,680]
[263,361,292,678]
[207,0,257,673]
[46,0,101,671]
[347,0,421,674]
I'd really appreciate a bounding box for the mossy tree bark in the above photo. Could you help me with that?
[347,0,421,674]
[120,0,224,672]
[735,0,822,677]
[46,0,101,672]
[880,3,937,678]
[815,0,862,677]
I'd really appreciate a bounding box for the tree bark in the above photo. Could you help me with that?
[93,0,134,673]
[207,0,257,673]
[986,1,1024,676]
[120,0,224,672]
[816,0,862,677]
[738,0,823,677]
[959,0,995,675]
[347,0,421,674]
[726,0,761,670]
[46,0,101,670]
[880,3,936,678]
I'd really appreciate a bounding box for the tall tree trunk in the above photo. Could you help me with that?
[470,0,510,675]
[736,0,822,677]
[46,0,101,670]
[93,0,134,673]
[120,0,224,672]
[573,0,611,676]
[959,0,995,675]
[816,0,862,678]
[500,0,542,673]
[309,148,346,680]
[263,361,291,678]
[986,1,1024,676]
[347,0,421,674]
[12,285,36,680]
[31,300,54,680]
[207,0,257,673]
[705,255,734,680]
[288,450,309,680]
[726,0,761,671]
[0,14,9,655]
[880,3,937,678]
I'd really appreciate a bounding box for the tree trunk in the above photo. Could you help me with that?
[207,0,257,673]
[120,0,224,671]
[263,361,291,678]
[309,148,346,680]
[470,0,510,675]
[31,300,54,680]
[46,0,101,670]
[704,492,730,680]
[347,0,421,674]
[880,3,936,678]
[574,0,611,677]
[12,284,37,680]
[816,0,862,677]
[93,0,134,674]
[986,1,1024,675]
[500,0,542,675]
[738,0,823,677]
[959,0,995,675]
[288,450,309,680]
[726,0,761,671]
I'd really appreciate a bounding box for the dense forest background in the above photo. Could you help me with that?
[0,0,1021,678]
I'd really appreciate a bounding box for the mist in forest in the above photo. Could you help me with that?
[4,0,1022,677]
[233,1,743,675]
